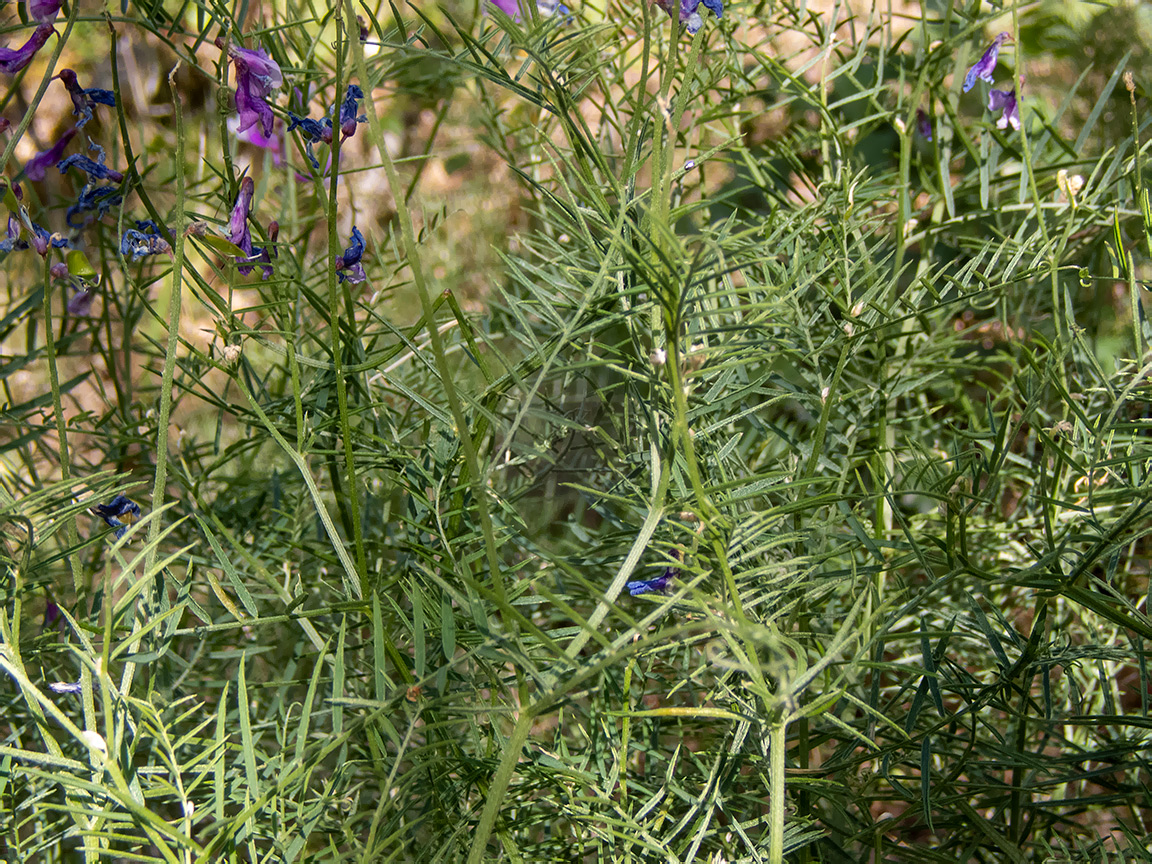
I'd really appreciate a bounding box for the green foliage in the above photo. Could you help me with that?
[2,0,1152,861]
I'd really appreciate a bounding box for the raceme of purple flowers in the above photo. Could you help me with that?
[93,494,141,539]
[287,84,367,170]
[335,226,366,284]
[962,33,1022,133]
[0,23,54,75]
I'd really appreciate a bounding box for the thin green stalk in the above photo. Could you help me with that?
[1009,10,1061,343]
[327,11,368,591]
[40,253,82,592]
[768,720,788,864]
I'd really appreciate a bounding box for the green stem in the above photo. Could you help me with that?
[768,720,788,864]
[1009,11,1061,343]
[40,255,82,592]
[327,12,368,592]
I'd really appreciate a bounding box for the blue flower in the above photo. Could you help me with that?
[58,154,124,184]
[988,79,1021,131]
[962,32,1011,93]
[287,112,333,169]
[338,84,367,139]
[57,69,116,128]
[49,679,82,694]
[0,23,54,75]
[335,226,366,284]
[626,566,677,596]
[653,0,722,34]
[0,216,68,256]
[66,185,122,227]
[92,494,141,539]
[226,176,256,271]
[120,221,171,261]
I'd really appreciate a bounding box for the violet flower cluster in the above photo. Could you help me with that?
[962,32,1021,131]
[287,84,366,170]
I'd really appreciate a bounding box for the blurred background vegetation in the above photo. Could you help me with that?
[2,0,1152,860]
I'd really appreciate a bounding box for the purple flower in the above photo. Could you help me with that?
[24,128,77,181]
[67,287,93,316]
[230,116,284,166]
[228,43,283,138]
[962,32,1011,93]
[252,220,278,280]
[92,494,140,539]
[58,154,125,183]
[489,0,571,18]
[653,0,722,34]
[227,176,263,273]
[49,679,82,694]
[916,109,932,141]
[43,598,61,629]
[27,0,61,22]
[626,566,678,596]
[0,23,54,74]
[57,69,116,128]
[988,79,1022,131]
[28,222,68,256]
[335,226,366,284]
[339,84,367,139]
[0,218,67,255]
[287,112,332,169]
[66,185,122,227]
